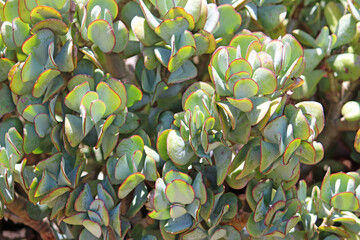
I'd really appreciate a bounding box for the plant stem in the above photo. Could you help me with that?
[319,80,360,150]
[5,193,55,240]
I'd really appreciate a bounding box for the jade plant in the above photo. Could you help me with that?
[1,0,360,239]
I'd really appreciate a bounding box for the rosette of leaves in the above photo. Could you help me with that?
[157,82,222,166]
[147,170,206,235]
[209,32,305,142]
[179,182,239,240]
[3,0,78,101]
[226,101,325,190]
[64,77,132,157]
[245,179,301,239]
[209,31,305,98]
[316,170,360,238]
[1,0,70,53]
[76,0,129,54]
[19,153,84,221]
[130,0,241,84]
[17,94,60,154]
[106,135,159,216]
[7,27,75,101]
[63,178,130,239]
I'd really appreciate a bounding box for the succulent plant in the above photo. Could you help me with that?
[1,0,360,239]
[63,178,129,239]
[246,179,301,238]
[296,170,360,239]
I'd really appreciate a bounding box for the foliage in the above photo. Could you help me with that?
[1,0,360,239]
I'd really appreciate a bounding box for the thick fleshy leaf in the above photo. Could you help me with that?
[154,178,169,212]
[118,173,145,199]
[55,40,75,72]
[21,54,43,83]
[127,182,148,218]
[214,145,233,186]
[170,204,187,219]
[124,84,142,107]
[88,20,116,53]
[40,187,71,205]
[0,84,15,118]
[149,208,171,220]
[342,101,360,121]
[168,60,197,84]
[1,21,17,49]
[30,19,68,35]
[283,139,301,165]
[246,97,271,125]
[260,140,280,173]
[327,53,360,82]
[23,124,41,154]
[63,213,88,225]
[32,69,61,98]
[89,199,110,226]
[163,213,193,234]
[167,130,194,166]
[12,18,30,48]
[213,5,241,38]
[154,17,189,43]
[64,114,85,147]
[138,0,160,30]
[116,135,144,160]
[68,74,95,91]
[113,20,129,53]
[168,31,196,72]
[225,59,253,80]
[22,29,55,65]
[192,172,207,205]
[165,179,195,205]
[157,129,171,161]
[96,82,121,116]
[87,0,118,20]
[65,82,91,112]
[0,58,15,82]
[330,192,359,211]
[143,156,158,181]
[30,5,62,23]
[296,141,316,165]
[164,171,192,185]
[74,183,93,212]
[34,170,57,197]
[252,68,277,95]
[3,0,18,22]
[83,220,102,238]
[101,125,119,159]
[131,16,161,47]
[233,78,259,99]
[34,114,51,138]
[258,4,286,31]
[22,104,47,123]
[263,116,288,143]
[295,101,325,133]
[333,14,357,48]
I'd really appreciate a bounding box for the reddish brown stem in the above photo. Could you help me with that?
[5,193,55,240]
